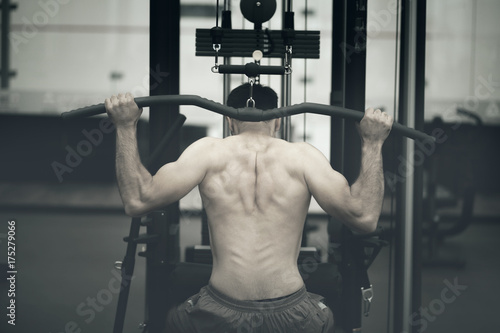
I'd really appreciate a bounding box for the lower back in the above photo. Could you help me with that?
[208,233,305,300]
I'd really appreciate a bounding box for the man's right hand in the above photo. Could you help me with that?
[358,108,393,144]
[104,92,143,127]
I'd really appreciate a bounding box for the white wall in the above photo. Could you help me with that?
[6,0,149,113]
[425,0,500,123]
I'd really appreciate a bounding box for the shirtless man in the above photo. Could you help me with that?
[104,84,393,333]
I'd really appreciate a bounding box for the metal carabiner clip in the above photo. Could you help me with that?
[361,285,373,317]
[284,45,293,74]
[246,77,256,107]
[212,44,221,73]
[246,97,255,108]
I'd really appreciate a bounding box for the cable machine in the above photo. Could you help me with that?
[62,1,431,332]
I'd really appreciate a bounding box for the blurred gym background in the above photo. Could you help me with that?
[0,0,499,332]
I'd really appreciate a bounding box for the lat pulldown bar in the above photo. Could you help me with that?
[61,95,434,142]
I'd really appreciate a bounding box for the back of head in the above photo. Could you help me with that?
[226,83,278,110]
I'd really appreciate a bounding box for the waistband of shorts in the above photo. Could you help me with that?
[205,284,307,313]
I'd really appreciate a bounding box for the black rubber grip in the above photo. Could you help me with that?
[218,63,286,76]
[61,95,435,142]
[61,95,235,119]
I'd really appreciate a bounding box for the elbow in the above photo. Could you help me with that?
[357,224,378,235]
[124,200,148,217]
[354,215,378,234]
[345,200,380,234]
[331,210,378,234]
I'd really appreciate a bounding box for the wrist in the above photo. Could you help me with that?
[361,140,383,151]
[115,121,138,130]
[115,123,138,140]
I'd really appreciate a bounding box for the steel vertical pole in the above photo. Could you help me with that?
[411,0,426,331]
[395,1,418,332]
[148,1,181,332]
[223,0,232,138]
[330,0,368,331]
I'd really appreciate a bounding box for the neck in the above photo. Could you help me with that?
[233,121,275,137]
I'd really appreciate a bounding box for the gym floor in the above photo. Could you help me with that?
[0,181,499,333]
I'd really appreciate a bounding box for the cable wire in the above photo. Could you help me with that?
[303,0,308,142]
[215,0,220,27]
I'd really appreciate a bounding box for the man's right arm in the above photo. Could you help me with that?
[106,93,211,217]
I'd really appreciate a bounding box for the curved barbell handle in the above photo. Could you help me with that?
[61,94,435,142]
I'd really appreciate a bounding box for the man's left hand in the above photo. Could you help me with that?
[358,108,393,144]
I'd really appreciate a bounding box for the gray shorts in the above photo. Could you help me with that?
[166,284,334,333]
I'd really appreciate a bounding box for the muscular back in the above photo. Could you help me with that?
[198,134,312,300]
[124,117,373,300]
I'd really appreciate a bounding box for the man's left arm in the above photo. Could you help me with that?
[304,108,392,234]
[349,108,393,232]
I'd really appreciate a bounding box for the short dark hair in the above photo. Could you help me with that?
[226,83,278,110]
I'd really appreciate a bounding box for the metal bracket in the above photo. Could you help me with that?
[114,261,123,271]
[246,77,256,107]
[211,43,221,73]
[361,285,373,317]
